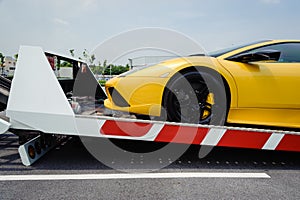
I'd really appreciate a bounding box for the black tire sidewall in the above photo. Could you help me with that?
[163,69,227,125]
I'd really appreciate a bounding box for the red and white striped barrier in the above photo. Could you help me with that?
[76,116,300,152]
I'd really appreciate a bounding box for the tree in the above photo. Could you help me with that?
[14,54,18,61]
[69,49,75,57]
[0,53,4,67]
[103,64,129,75]
[68,49,129,75]
[89,64,103,74]
[89,54,95,66]
[61,61,73,68]
[82,49,88,61]
[82,49,93,64]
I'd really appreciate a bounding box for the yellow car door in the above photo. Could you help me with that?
[221,61,300,109]
[222,42,300,109]
[218,42,300,127]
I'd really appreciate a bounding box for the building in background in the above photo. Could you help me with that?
[1,56,16,77]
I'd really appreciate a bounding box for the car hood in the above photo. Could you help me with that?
[120,56,218,78]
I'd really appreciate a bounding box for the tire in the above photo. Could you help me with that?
[162,70,227,125]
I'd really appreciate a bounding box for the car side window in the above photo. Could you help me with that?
[247,43,300,63]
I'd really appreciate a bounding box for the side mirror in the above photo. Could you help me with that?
[227,50,281,63]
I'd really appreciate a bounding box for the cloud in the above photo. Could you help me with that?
[172,11,206,19]
[53,18,70,26]
[42,0,98,13]
[260,0,280,4]
[79,0,97,8]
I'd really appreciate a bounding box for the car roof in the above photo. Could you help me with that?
[217,39,300,59]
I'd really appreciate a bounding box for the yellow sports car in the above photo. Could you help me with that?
[104,40,300,128]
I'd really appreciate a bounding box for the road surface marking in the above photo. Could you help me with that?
[0,172,270,181]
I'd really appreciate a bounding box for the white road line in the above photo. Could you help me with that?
[0,172,270,181]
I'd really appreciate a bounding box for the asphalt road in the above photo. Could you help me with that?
[0,132,299,200]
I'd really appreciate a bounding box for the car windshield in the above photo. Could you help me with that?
[208,40,271,57]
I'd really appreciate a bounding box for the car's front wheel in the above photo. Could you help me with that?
[162,70,227,125]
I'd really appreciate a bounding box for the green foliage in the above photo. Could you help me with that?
[60,61,73,68]
[89,54,96,65]
[89,65,103,74]
[103,64,129,75]
[98,80,106,86]
[69,49,75,57]
[14,53,18,61]
[0,52,4,67]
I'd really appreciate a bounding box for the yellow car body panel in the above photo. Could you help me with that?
[105,76,168,115]
[105,40,300,128]
[105,57,237,116]
[218,60,300,108]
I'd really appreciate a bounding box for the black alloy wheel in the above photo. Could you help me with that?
[162,70,227,125]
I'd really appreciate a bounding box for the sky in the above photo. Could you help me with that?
[1,0,300,64]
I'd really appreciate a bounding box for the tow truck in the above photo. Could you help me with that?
[0,46,299,166]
